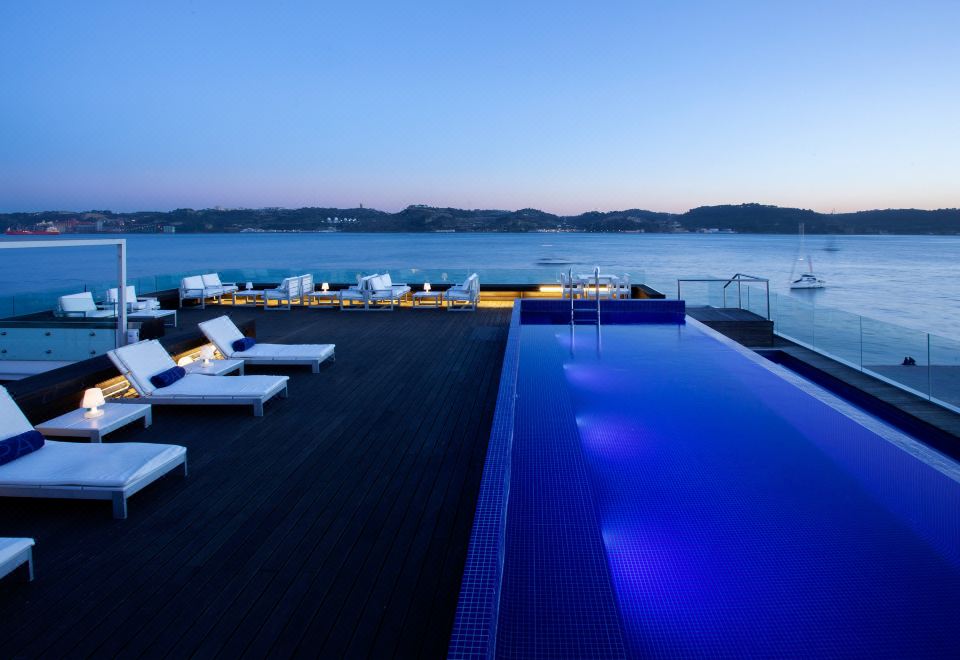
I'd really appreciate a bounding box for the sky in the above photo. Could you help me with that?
[1,1,958,215]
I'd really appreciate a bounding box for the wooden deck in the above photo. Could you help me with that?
[687,306,774,347]
[0,305,511,658]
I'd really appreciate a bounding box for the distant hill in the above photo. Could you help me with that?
[2,203,958,234]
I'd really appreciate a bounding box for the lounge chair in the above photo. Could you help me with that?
[202,273,239,298]
[0,538,35,582]
[179,275,223,309]
[57,292,116,318]
[198,315,335,373]
[106,285,177,326]
[108,340,289,416]
[106,285,160,311]
[444,274,479,311]
[0,386,187,519]
[263,276,302,311]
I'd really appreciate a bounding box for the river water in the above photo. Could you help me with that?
[0,232,957,338]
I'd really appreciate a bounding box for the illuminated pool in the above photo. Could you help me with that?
[450,301,960,659]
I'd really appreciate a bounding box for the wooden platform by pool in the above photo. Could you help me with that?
[0,306,511,658]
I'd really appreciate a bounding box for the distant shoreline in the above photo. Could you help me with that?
[2,202,959,235]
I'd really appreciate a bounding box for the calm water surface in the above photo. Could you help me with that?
[0,233,957,337]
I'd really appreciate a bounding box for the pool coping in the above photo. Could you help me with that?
[447,301,522,659]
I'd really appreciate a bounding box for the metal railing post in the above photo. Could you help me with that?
[858,315,863,371]
[595,266,600,321]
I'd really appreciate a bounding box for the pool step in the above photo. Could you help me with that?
[571,308,599,325]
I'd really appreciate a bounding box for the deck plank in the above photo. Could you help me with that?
[0,305,510,658]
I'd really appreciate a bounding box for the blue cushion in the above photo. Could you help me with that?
[232,337,256,352]
[0,430,45,466]
[150,365,186,389]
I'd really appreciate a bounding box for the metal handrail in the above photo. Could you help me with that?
[677,274,770,319]
[594,266,600,324]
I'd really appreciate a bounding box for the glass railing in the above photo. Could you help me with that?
[0,267,648,321]
[697,284,960,413]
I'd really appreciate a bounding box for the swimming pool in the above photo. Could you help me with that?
[450,300,960,659]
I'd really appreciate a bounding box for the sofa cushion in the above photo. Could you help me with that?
[182,275,205,290]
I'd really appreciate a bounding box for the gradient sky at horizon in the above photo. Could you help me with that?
[1,1,958,214]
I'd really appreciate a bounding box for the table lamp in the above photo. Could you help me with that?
[321,282,330,292]
[200,345,215,367]
[245,282,253,290]
[177,355,194,367]
[424,282,431,292]
[81,388,105,419]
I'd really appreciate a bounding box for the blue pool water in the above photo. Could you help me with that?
[462,310,960,658]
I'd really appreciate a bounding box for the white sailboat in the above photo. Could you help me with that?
[790,223,825,289]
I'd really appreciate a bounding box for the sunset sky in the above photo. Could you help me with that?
[1,0,958,214]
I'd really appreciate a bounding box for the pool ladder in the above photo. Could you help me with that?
[569,267,601,326]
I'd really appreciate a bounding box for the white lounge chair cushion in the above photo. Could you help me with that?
[197,316,245,354]
[0,538,34,565]
[339,289,366,300]
[0,440,185,489]
[234,344,335,362]
[109,340,177,396]
[152,373,286,397]
[0,387,35,439]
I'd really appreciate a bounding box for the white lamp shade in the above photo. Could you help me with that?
[321,282,330,291]
[245,282,253,290]
[81,388,105,409]
[177,355,194,367]
[200,345,215,361]
[424,282,431,292]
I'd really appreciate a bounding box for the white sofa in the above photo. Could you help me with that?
[179,276,223,309]
[444,274,479,311]
[264,276,302,311]
[57,292,116,318]
[106,285,160,312]
[338,273,410,311]
[106,285,177,326]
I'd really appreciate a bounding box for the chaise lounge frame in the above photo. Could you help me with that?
[108,340,289,416]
